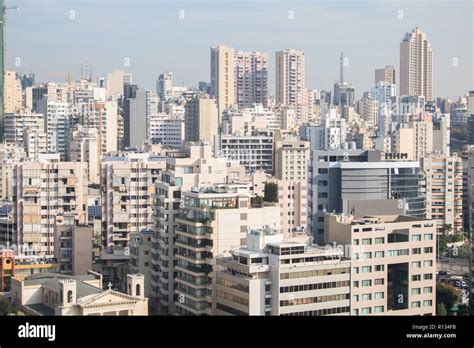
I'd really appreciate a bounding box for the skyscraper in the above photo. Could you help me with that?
[210,45,235,114]
[157,72,173,101]
[400,27,433,101]
[375,65,396,85]
[275,49,307,122]
[234,51,268,108]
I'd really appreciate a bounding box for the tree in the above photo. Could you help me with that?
[440,224,453,236]
[436,303,447,316]
[457,304,469,316]
[263,182,278,203]
[7,311,25,316]
[0,297,15,316]
[436,282,461,312]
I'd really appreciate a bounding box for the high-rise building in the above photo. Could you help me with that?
[325,213,436,316]
[274,136,310,236]
[210,45,235,114]
[107,70,124,99]
[174,183,280,315]
[69,126,100,184]
[420,155,463,233]
[76,100,118,155]
[308,150,426,241]
[234,51,268,108]
[151,144,245,314]
[215,226,351,316]
[375,65,396,85]
[221,130,274,174]
[5,108,44,147]
[184,95,218,145]
[36,99,72,160]
[4,71,22,114]
[148,113,185,150]
[391,120,434,161]
[100,152,165,285]
[157,72,173,101]
[13,155,88,257]
[275,49,307,122]
[129,90,152,148]
[400,27,433,101]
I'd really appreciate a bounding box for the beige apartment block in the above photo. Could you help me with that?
[100,153,165,284]
[400,27,433,101]
[13,157,88,257]
[210,45,235,113]
[325,214,436,316]
[421,155,463,233]
[274,136,310,236]
[391,120,433,161]
[11,273,148,316]
[174,184,280,316]
[4,71,22,114]
[275,49,307,123]
[69,126,100,184]
[151,144,245,314]
[234,50,268,108]
[184,95,219,146]
[216,227,351,316]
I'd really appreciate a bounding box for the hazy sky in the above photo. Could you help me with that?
[5,0,474,99]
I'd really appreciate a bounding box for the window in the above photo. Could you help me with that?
[375,251,384,258]
[424,234,433,240]
[361,307,372,314]
[375,237,384,244]
[412,261,421,268]
[412,234,421,241]
[353,295,359,302]
[362,266,372,273]
[362,293,372,301]
[363,252,372,260]
[424,247,433,254]
[411,301,421,308]
[67,290,73,303]
[374,306,384,313]
[353,281,359,288]
[362,280,372,287]
[375,292,384,299]
[423,300,433,307]
[375,265,384,272]
[374,278,384,285]
[412,248,421,254]
[423,287,433,294]
[424,273,433,280]
[353,239,359,245]
[362,238,372,245]
[423,260,433,267]
[412,275,421,281]
[354,267,359,274]
[411,288,421,295]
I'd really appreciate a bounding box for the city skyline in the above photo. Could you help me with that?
[5,0,473,98]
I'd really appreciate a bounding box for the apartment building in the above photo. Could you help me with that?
[4,108,45,147]
[184,95,219,146]
[325,213,436,315]
[69,126,100,184]
[151,144,245,314]
[174,184,280,315]
[234,51,268,108]
[215,226,351,316]
[13,155,88,258]
[274,137,310,236]
[54,225,93,276]
[210,45,235,113]
[100,152,165,285]
[220,130,274,174]
[420,155,463,233]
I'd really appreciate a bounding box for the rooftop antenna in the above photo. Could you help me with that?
[340,51,344,84]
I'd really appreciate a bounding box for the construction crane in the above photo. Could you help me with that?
[0,1,19,142]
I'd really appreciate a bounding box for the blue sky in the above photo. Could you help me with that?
[5,0,474,98]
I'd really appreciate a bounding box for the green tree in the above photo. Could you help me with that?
[436,282,461,312]
[436,303,447,316]
[263,182,278,203]
[7,311,25,316]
